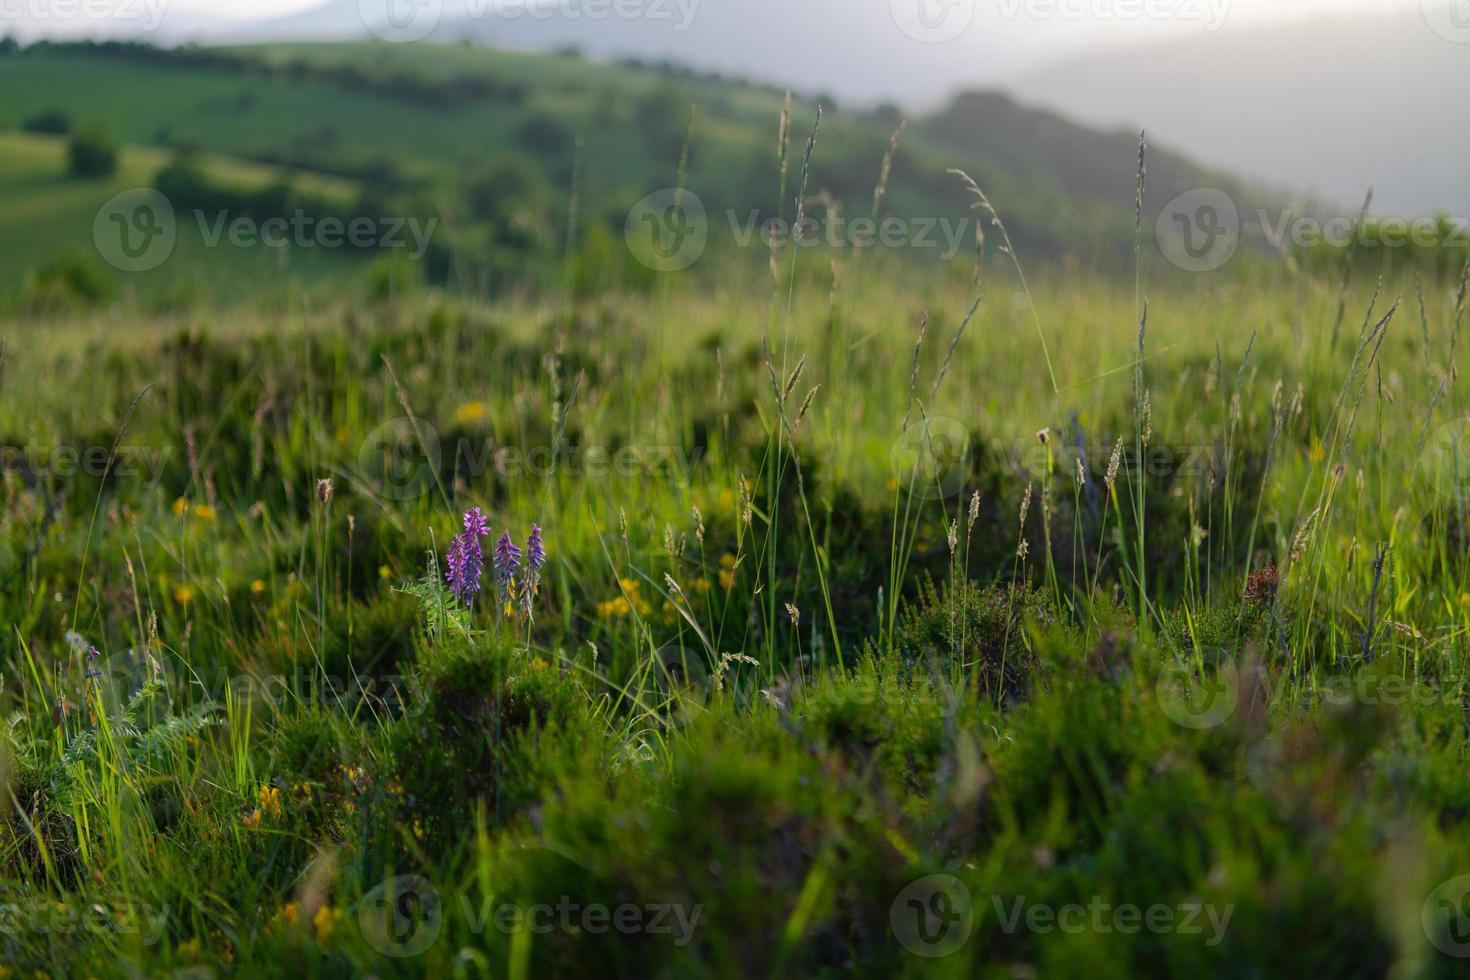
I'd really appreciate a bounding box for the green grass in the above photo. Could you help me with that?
[0,40,1276,298]
[0,130,365,299]
[2,239,1469,975]
[3,35,1470,980]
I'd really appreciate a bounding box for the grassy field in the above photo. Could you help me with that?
[0,40,1275,302]
[4,34,1470,980]
[4,230,1470,976]
[0,130,365,301]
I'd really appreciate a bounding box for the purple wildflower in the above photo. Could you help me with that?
[521,524,546,618]
[445,507,490,605]
[86,646,102,681]
[493,532,522,611]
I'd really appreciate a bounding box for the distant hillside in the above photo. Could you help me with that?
[1014,10,1470,218]
[0,128,364,303]
[0,39,1278,301]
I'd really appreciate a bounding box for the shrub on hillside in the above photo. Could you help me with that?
[893,579,1055,703]
[21,248,115,310]
[67,124,118,177]
[382,638,591,852]
[20,107,70,135]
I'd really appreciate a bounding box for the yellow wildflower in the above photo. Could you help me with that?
[271,902,300,932]
[193,503,217,522]
[258,784,282,819]
[172,497,190,516]
[173,586,194,605]
[454,400,489,424]
[598,596,632,618]
[250,579,266,595]
[312,905,342,945]
[242,808,261,829]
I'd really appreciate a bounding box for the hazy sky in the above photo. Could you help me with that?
[7,0,1434,27]
[168,0,1416,15]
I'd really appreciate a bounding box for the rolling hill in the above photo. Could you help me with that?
[0,129,363,304]
[0,38,1277,303]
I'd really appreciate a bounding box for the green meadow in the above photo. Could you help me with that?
[2,35,1470,980]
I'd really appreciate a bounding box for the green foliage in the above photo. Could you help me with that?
[0,35,1468,980]
[21,246,114,309]
[893,580,1055,703]
[67,122,117,177]
[21,106,70,134]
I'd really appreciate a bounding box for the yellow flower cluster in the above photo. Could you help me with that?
[312,905,342,944]
[270,902,299,932]
[598,578,653,619]
[171,497,217,521]
[266,901,342,943]
[718,553,738,592]
[243,783,283,828]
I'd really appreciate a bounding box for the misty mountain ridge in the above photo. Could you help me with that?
[1014,8,1470,217]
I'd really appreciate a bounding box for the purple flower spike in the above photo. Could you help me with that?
[494,532,522,611]
[446,508,490,605]
[462,507,490,537]
[521,524,546,618]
